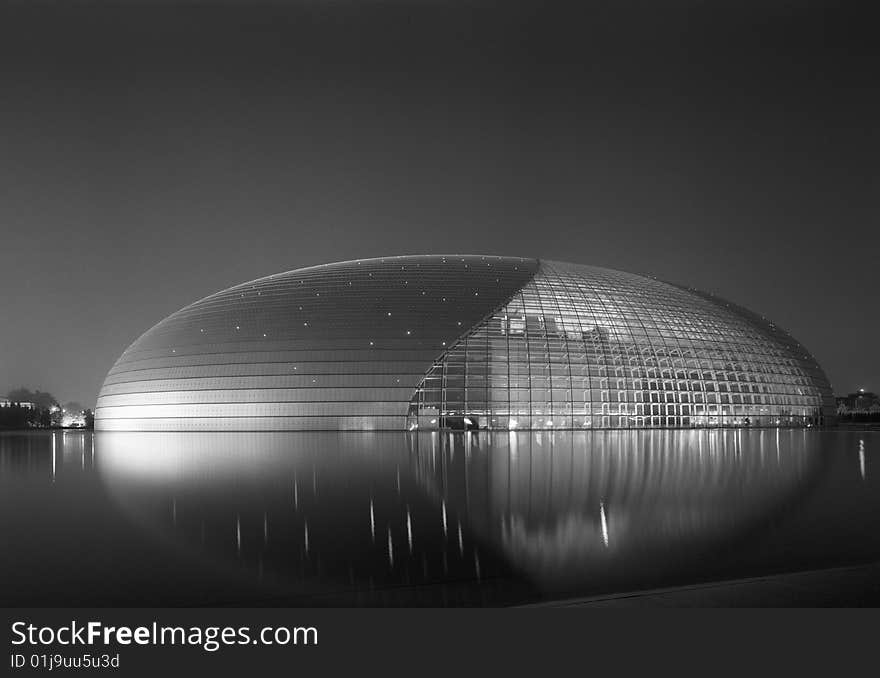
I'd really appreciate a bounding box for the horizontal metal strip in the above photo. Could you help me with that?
[116,346,444,361]
[94,416,409,431]
[97,391,415,406]
[111,347,445,364]
[96,402,408,418]
[106,359,434,377]
[95,414,410,419]
[98,377,423,394]
[104,365,430,385]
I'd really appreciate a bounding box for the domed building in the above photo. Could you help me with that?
[95,255,835,431]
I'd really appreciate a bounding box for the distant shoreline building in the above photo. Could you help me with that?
[96,255,835,431]
[0,397,36,410]
[837,390,880,418]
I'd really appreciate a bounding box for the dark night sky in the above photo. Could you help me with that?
[0,1,876,406]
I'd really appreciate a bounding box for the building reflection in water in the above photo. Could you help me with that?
[410,430,822,592]
[91,429,822,602]
[96,431,514,605]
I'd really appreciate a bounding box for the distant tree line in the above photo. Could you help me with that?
[0,402,54,429]
[0,388,94,430]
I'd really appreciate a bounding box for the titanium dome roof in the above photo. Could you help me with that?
[95,255,835,431]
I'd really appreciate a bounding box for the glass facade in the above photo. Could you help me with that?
[407,260,835,430]
[95,256,835,431]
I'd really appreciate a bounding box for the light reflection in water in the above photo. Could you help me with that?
[92,429,822,600]
[411,430,822,590]
[14,428,880,605]
[860,439,866,480]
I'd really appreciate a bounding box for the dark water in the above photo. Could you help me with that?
[1,429,878,606]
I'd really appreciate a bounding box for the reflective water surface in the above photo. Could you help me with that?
[1,429,878,606]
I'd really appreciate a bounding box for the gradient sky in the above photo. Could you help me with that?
[1,1,876,406]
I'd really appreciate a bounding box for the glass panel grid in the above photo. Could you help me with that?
[409,260,834,430]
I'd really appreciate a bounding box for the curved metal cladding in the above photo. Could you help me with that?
[96,255,835,432]
[95,255,539,431]
[408,259,835,430]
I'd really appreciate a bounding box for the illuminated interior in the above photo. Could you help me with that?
[408,260,834,429]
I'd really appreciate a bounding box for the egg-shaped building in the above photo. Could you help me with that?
[95,255,835,431]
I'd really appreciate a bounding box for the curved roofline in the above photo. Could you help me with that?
[123,254,833,393]
[245,253,535,281]
[210,255,667,304]
[175,254,539,313]
[101,252,835,431]
[118,254,541,360]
